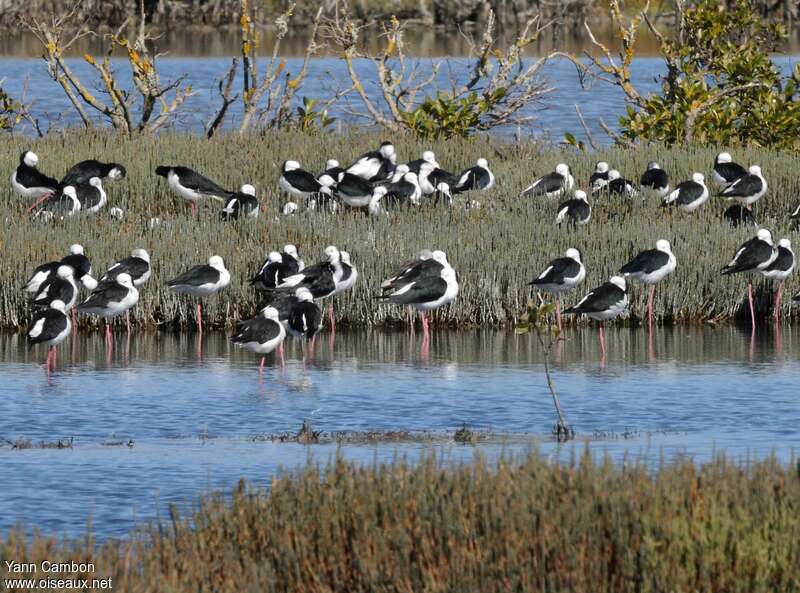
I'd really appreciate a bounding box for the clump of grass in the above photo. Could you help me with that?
[1,436,73,449]
[2,451,799,592]
[2,130,800,332]
[454,422,476,443]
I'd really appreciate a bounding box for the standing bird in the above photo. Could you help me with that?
[454,158,494,193]
[564,276,628,355]
[276,246,344,328]
[639,162,670,197]
[712,152,747,187]
[724,205,758,228]
[718,165,767,210]
[327,250,358,332]
[378,250,459,343]
[761,238,795,320]
[102,249,152,286]
[335,172,377,208]
[221,184,259,220]
[529,248,586,332]
[721,228,778,332]
[155,165,230,214]
[11,151,59,211]
[232,306,287,370]
[520,164,573,198]
[72,177,107,214]
[619,239,677,328]
[32,265,78,316]
[61,160,126,186]
[346,141,397,181]
[25,244,96,295]
[78,273,140,342]
[167,256,231,333]
[383,172,422,206]
[555,190,591,226]
[418,162,459,196]
[605,170,637,197]
[36,186,81,219]
[662,173,708,212]
[286,288,323,351]
[589,161,610,193]
[27,300,72,372]
[250,252,284,291]
[279,161,333,200]
[406,151,439,175]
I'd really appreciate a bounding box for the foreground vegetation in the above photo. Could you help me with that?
[2,451,799,591]
[2,131,800,332]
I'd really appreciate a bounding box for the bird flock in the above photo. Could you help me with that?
[10,142,799,371]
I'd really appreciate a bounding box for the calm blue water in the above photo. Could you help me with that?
[1,56,796,143]
[0,327,798,539]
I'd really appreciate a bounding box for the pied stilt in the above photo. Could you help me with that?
[221,184,259,220]
[619,239,676,328]
[232,306,287,370]
[276,246,344,329]
[761,238,795,320]
[724,205,758,228]
[406,150,439,175]
[722,228,778,331]
[27,299,72,372]
[555,190,591,226]
[36,186,81,219]
[605,170,637,197]
[12,151,59,212]
[712,152,747,187]
[102,248,151,337]
[564,276,628,355]
[384,172,422,206]
[287,287,323,354]
[662,173,708,212]
[78,273,139,344]
[346,141,396,181]
[335,172,375,208]
[74,177,107,214]
[520,163,573,198]
[589,161,610,193]
[33,266,78,319]
[718,165,766,209]
[280,161,332,201]
[167,256,231,333]
[155,165,229,214]
[639,162,670,197]
[529,248,586,332]
[25,244,96,295]
[62,160,126,186]
[454,158,494,193]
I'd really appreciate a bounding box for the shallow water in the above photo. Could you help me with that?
[0,327,798,539]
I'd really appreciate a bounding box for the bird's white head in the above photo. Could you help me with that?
[477,158,488,168]
[325,159,340,170]
[692,172,705,184]
[324,245,340,262]
[431,250,448,265]
[423,150,437,163]
[117,273,133,288]
[647,161,660,170]
[282,202,299,216]
[418,249,433,260]
[607,169,621,181]
[208,255,226,269]
[283,245,299,259]
[372,185,388,199]
[81,275,98,291]
[556,163,570,176]
[595,161,609,173]
[284,160,301,172]
[574,190,588,201]
[716,152,733,164]
[56,265,74,279]
[63,186,78,199]
[778,238,792,250]
[610,275,627,290]
[296,287,314,302]
[69,244,84,255]
[50,299,67,313]
[756,228,773,244]
[108,166,125,180]
[418,162,435,174]
[565,247,582,262]
[23,151,39,167]
[395,164,410,176]
[132,248,150,262]
[340,251,352,264]
[241,184,256,196]
[749,165,762,175]
[656,239,672,252]
[262,306,281,321]
[267,251,282,263]
[404,172,419,184]
[89,177,103,189]
[379,142,395,160]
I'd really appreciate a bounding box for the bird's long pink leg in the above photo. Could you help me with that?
[748,279,755,333]
[647,285,655,330]
[556,298,562,333]
[71,308,77,329]
[196,303,203,334]
[126,310,131,333]
[599,322,606,355]
[420,311,430,341]
[279,344,285,367]
[774,283,783,321]
[328,303,335,334]
[26,191,52,214]
[190,202,197,215]
[259,356,265,371]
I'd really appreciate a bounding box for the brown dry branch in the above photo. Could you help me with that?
[206,58,239,139]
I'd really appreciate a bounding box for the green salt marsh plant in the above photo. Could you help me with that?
[1,130,800,332]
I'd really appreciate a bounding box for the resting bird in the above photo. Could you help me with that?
[619,240,677,328]
[221,184,259,220]
[11,151,59,211]
[520,164,573,198]
[232,306,287,370]
[712,152,746,187]
[155,165,230,214]
[529,248,586,332]
[27,300,72,373]
[662,173,708,212]
[718,165,766,210]
[346,141,396,181]
[62,159,126,186]
[454,159,494,193]
[555,190,591,226]
[167,256,231,333]
[639,162,670,197]
[564,276,628,355]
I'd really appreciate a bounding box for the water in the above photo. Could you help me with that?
[0,327,798,539]
[1,55,797,143]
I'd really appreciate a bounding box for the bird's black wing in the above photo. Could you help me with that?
[232,315,282,344]
[17,165,59,190]
[640,168,668,189]
[285,169,324,193]
[715,162,747,184]
[28,309,68,346]
[620,249,669,275]
[565,283,624,314]
[531,257,580,286]
[380,277,447,305]
[167,264,219,287]
[79,280,128,310]
[172,167,230,195]
[719,174,762,198]
[104,257,148,281]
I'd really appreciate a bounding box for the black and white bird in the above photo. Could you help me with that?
[564,276,628,354]
[520,163,573,198]
[619,239,677,327]
[232,306,287,370]
[388,164,410,184]
[11,151,59,207]
[368,186,387,216]
[72,177,107,214]
[718,165,766,209]
[102,249,152,287]
[418,162,459,196]
[276,246,343,300]
[454,158,494,193]
[346,141,397,181]
[724,205,758,228]
[27,299,72,372]
[25,244,96,295]
[155,165,230,214]
[639,162,670,197]
[32,265,78,312]
[383,172,422,206]
[286,287,323,347]
[662,173,708,212]
[335,172,377,208]
[712,152,747,187]
[167,256,231,333]
[280,161,333,200]
[320,159,344,181]
[406,151,439,175]
[220,184,259,220]
[36,186,81,219]
[555,190,591,226]
[605,170,637,197]
[722,228,778,332]
[78,273,140,340]
[62,159,126,186]
[761,238,795,321]
[589,161,610,193]
[529,248,586,331]
[325,250,358,332]
[250,245,302,291]
[378,250,459,342]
